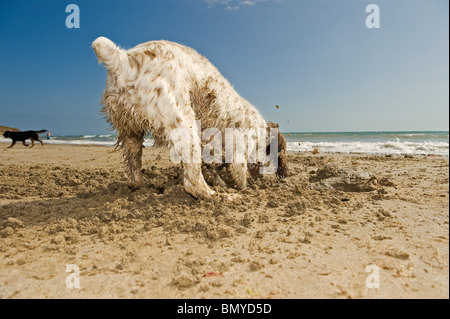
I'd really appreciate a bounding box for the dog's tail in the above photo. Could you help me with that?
[92,37,127,74]
[35,129,47,134]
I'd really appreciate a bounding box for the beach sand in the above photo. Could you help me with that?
[0,143,448,299]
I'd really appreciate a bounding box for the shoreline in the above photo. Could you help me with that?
[0,141,448,158]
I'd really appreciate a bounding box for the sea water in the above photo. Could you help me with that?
[1,131,448,156]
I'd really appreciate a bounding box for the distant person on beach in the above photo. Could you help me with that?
[47,131,51,140]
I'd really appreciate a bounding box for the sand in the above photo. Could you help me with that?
[0,143,448,299]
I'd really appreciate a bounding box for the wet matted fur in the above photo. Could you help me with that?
[93,37,286,199]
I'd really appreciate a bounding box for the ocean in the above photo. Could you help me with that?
[1,131,448,156]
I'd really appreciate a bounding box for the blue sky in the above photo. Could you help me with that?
[0,0,448,135]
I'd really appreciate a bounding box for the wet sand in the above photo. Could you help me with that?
[0,143,448,298]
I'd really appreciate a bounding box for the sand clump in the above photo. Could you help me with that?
[309,165,378,192]
[0,144,448,298]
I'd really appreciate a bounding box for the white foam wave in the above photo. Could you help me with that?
[287,140,449,156]
[0,137,447,156]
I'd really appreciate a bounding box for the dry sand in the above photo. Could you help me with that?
[0,143,448,299]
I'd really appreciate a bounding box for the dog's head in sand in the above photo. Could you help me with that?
[93,36,288,199]
[247,122,288,180]
[267,122,288,179]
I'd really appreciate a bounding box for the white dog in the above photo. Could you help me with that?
[93,37,284,199]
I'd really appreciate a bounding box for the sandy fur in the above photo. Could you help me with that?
[93,37,271,198]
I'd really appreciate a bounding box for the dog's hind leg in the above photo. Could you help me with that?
[182,161,216,199]
[31,137,44,147]
[22,141,29,147]
[144,84,215,199]
[166,118,215,199]
[120,132,145,190]
[30,139,35,148]
[163,110,214,199]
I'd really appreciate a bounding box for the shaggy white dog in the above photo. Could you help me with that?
[93,37,283,199]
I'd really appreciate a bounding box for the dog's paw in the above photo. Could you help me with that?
[185,184,216,200]
[127,180,142,190]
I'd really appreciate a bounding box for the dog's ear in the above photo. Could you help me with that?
[92,37,127,73]
[276,132,288,179]
[266,121,279,129]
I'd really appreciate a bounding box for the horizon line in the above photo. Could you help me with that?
[32,130,450,137]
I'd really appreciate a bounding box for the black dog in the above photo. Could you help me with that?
[3,130,47,148]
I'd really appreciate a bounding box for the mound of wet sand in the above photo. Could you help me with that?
[309,165,380,192]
